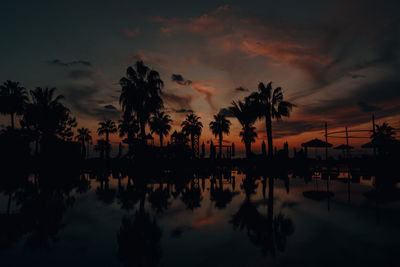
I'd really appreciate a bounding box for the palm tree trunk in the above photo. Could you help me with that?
[191,134,195,156]
[266,112,273,158]
[245,141,251,158]
[81,140,86,159]
[219,133,223,158]
[106,133,110,159]
[10,113,14,129]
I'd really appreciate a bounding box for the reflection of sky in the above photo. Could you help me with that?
[1,0,400,153]
[1,173,400,266]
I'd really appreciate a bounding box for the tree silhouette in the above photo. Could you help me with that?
[229,98,258,158]
[248,82,294,158]
[94,139,110,160]
[75,128,92,159]
[181,113,203,155]
[97,120,117,159]
[209,114,231,158]
[0,80,28,129]
[118,113,139,156]
[119,61,164,139]
[21,87,75,151]
[149,111,172,147]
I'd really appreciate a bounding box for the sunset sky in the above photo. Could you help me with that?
[1,0,400,154]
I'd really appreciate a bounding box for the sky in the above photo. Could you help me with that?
[1,0,400,154]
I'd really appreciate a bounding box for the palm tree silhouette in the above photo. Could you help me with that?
[97,120,117,158]
[118,113,139,156]
[248,82,294,158]
[372,122,396,141]
[209,114,231,158]
[181,113,203,155]
[149,111,172,147]
[94,139,110,159]
[119,61,164,139]
[75,128,92,159]
[22,87,72,149]
[229,98,258,158]
[0,80,28,129]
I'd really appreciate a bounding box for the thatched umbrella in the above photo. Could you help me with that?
[334,144,354,159]
[301,138,332,158]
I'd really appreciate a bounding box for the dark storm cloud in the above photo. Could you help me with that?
[357,102,381,113]
[104,104,117,110]
[161,91,192,111]
[64,84,120,120]
[171,74,192,85]
[235,86,248,92]
[68,70,93,79]
[175,108,193,113]
[349,73,366,79]
[47,59,92,67]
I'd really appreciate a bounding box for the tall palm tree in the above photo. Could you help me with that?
[23,87,71,145]
[229,98,258,158]
[371,122,396,141]
[118,113,139,156]
[181,113,203,156]
[75,128,92,159]
[97,120,117,159]
[240,125,258,158]
[0,80,28,129]
[149,111,172,147]
[119,61,164,139]
[248,82,294,158]
[209,114,231,158]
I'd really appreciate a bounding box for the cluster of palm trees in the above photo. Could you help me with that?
[0,80,78,154]
[0,60,295,159]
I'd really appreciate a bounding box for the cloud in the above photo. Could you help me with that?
[235,86,248,92]
[47,59,92,67]
[123,28,140,38]
[104,104,117,110]
[190,81,216,109]
[68,70,93,79]
[175,108,194,113]
[161,92,192,111]
[357,101,381,113]
[171,74,192,85]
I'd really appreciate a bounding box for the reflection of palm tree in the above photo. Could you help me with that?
[210,180,238,209]
[149,111,172,147]
[117,211,162,267]
[209,114,231,158]
[0,80,28,129]
[149,184,171,213]
[230,98,258,158]
[181,113,203,155]
[249,82,294,158]
[119,61,164,139]
[181,182,203,210]
[97,120,117,159]
[75,128,92,159]
[231,173,294,257]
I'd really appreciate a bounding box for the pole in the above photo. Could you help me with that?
[372,114,376,157]
[346,126,351,202]
[325,122,330,210]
